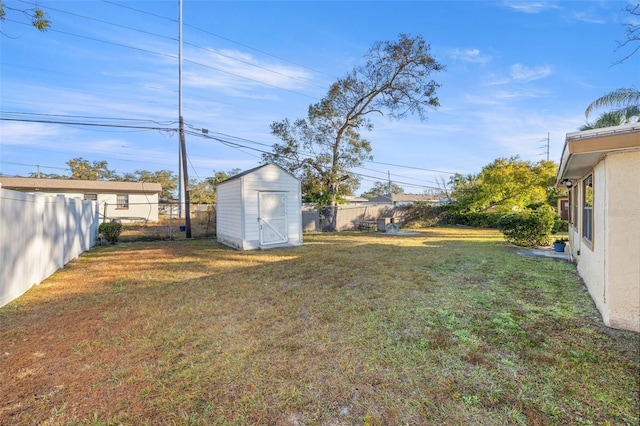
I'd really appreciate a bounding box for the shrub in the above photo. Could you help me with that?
[398,203,446,227]
[496,207,555,247]
[446,211,503,228]
[553,216,569,234]
[99,222,123,244]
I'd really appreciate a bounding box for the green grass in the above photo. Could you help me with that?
[1,228,638,425]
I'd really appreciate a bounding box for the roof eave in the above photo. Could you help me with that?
[556,123,640,187]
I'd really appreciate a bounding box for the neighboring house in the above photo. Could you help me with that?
[367,193,437,205]
[0,177,162,223]
[216,164,303,250]
[556,123,640,332]
[343,195,369,203]
[556,197,569,221]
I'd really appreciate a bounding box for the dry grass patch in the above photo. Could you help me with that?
[1,228,638,425]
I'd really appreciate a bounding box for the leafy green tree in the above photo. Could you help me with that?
[580,107,640,130]
[361,181,405,199]
[27,171,65,179]
[0,1,50,35]
[263,33,444,230]
[450,157,557,214]
[189,169,240,204]
[67,157,117,181]
[121,169,178,201]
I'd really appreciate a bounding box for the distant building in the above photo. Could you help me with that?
[367,193,437,206]
[0,177,161,223]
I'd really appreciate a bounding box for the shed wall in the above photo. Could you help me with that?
[216,178,244,249]
[241,166,301,249]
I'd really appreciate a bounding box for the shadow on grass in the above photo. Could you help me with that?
[1,228,638,425]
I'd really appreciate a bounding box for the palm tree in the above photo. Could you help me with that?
[581,105,640,130]
[585,87,640,123]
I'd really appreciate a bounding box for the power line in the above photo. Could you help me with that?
[3,112,455,189]
[20,1,324,96]
[101,0,334,79]
[1,111,177,125]
[0,117,177,132]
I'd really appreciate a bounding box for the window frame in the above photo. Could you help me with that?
[582,174,593,248]
[116,193,129,210]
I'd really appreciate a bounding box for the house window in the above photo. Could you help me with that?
[84,193,97,201]
[583,175,593,244]
[116,194,129,209]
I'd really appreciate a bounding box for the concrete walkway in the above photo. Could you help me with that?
[517,247,572,261]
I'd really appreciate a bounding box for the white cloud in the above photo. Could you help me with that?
[510,63,552,81]
[449,48,491,64]
[0,121,66,146]
[502,1,561,14]
[571,11,606,24]
[182,46,314,95]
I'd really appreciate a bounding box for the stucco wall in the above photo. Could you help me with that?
[97,193,159,222]
[11,190,159,223]
[570,151,640,332]
[604,151,640,331]
[574,163,607,322]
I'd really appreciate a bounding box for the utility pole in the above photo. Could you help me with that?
[539,132,550,161]
[178,0,192,237]
[387,170,391,195]
[545,132,550,161]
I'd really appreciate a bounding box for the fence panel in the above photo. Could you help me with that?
[302,203,396,231]
[0,187,98,307]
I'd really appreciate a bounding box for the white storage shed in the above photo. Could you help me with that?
[216,164,303,250]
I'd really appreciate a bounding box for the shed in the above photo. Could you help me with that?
[216,164,303,250]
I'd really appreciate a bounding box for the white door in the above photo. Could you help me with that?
[259,192,287,246]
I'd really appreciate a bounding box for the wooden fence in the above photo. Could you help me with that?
[302,203,396,231]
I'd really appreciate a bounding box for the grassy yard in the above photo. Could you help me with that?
[1,228,638,425]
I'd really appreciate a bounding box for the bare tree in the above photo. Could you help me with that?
[613,2,640,65]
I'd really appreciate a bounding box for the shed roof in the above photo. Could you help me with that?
[556,123,640,186]
[217,163,300,186]
[0,177,162,194]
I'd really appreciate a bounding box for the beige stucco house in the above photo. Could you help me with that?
[0,177,162,223]
[556,123,640,332]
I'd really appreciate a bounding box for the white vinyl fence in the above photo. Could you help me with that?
[0,186,99,307]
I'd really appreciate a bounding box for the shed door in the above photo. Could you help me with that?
[259,192,287,246]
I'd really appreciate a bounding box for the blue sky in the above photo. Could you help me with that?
[1,0,638,194]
